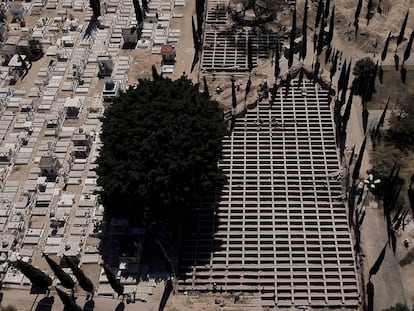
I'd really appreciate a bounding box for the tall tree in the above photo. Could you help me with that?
[397,11,409,47]
[315,0,324,29]
[103,265,124,297]
[16,260,52,290]
[274,44,280,80]
[231,76,237,111]
[151,65,159,80]
[195,0,204,40]
[323,0,330,19]
[355,0,363,21]
[352,135,367,182]
[300,0,308,61]
[63,256,94,294]
[369,244,388,278]
[403,30,414,64]
[142,0,148,12]
[381,32,391,63]
[288,8,297,68]
[44,255,75,290]
[132,0,143,25]
[95,77,227,226]
[327,5,335,46]
[203,76,209,97]
[247,35,253,72]
[316,17,325,56]
[56,287,82,311]
[192,16,200,51]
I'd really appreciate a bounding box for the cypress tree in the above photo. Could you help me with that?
[362,104,369,133]
[132,0,143,25]
[300,0,308,61]
[247,35,253,72]
[151,65,159,80]
[63,256,94,294]
[337,59,347,92]
[315,0,324,29]
[16,260,52,290]
[327,5,335,46]
[316,17,325,56]
[196,0,204,40]
[352,135,367,182]
[245,76,252,102]
[403,30,414,64]
[231,76,237,110]
[44,254,75,290]
[274,44,280,80]
[378,66,384,84]
[369,244,387,277]
[192,16,199,51]
[367,0,374,24]
[142,0,148,13]
[325,44,332,64]
[342,88,354,130]
[203,76,209,97]
[367,280,374,311]
[381,32,391,63]
[401,65,407,83]
[394,53,400,71]
[397,11,409,47]
[103,265,124,297]
[288,8,297,68]
[329,50,339,81]
[323,0,330,19]
[355,0,363,21]
[56,287,82,311]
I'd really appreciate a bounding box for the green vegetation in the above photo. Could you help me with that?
[102,265,124,297]
[44,254,75,290]
[383,303,413,311]
[96,76,227,227]
[56,287,82,311]
[28,40,44,62]
[16,260,52,290]
[63,255,94,294]
[0,305,17,311]
[352,57,376,101]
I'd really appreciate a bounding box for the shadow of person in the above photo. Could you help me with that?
[83,299,95,311]
[35,296,55,311]
[114,301,125,311]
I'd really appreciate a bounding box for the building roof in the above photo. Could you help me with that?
[161,44,174,54]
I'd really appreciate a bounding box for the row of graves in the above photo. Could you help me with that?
[0,0,182,302]
[177,0,360,309]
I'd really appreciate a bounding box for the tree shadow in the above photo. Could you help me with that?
[83,299,95,311]
[30,285,48,295]
[158,278,173,311]
[114,301,125,311]
[35,296,54,311]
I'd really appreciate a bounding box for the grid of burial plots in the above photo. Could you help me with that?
[178,80,359,309]
[202,31,280,72]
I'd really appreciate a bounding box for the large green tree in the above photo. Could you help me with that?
[95,76,227,227]
[352,57,376,101]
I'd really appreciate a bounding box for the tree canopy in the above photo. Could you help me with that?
[96,76,227,227]
[352,57,376,101]
[16,260,52,290]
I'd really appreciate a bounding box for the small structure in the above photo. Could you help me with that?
[122,27,139,49]
[0,146,13,163]
[64,96,84,119]
[38,155,60,182]
[72,129,93,159]
[97,55,113,78]
[2,36,21,61]
[102,80,120,101]
[10,2,26,21]
[8,54,31,77]
[0,23,8,42]
[161,44,176,64]
[61,35,74,47]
